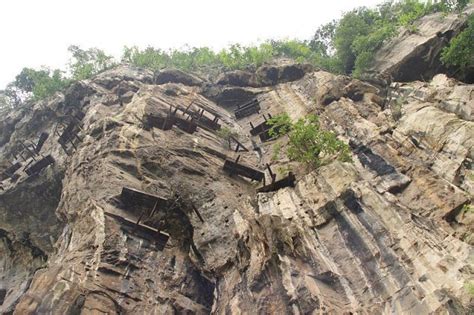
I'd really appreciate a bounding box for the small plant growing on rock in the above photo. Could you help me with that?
[391,96,404,121]
[268,113,352,169]
[441,14,474,73]
[465,281,474,296]
[267,113,293,138]
[216,126,239,149]
[462,203,473,214]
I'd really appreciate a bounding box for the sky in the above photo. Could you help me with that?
[0,0,383,89]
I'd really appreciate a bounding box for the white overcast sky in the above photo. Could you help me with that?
[0,0,383,89]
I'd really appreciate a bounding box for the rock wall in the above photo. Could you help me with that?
[371,5,474,83]
[0,64,472,314]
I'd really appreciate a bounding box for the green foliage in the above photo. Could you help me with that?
[334,8,378,74]
[310,21,337,56]
[465,281,474,296]
[216,126,239,140]
[12,67,70,101]
[122,39,334,73]
[0,91,8,109]
[68,45,116,80]
[217,126,239,149]
[462,203,473,213]
[441,14,474,71]
[267,113,352,169]
[391,96,405,121]
[272,142,282,161]
[4,0,471,106]
[267,113,292,138]
[324,0,470,76]
[3,45,116,106]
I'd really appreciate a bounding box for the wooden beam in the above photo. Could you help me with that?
[257,172,296,193]
[191,203,205,223]
[104,212,169,251]
[35,132,49,154]
[230,136,249,152]
[25,155,55,176]
[223,159,264,182]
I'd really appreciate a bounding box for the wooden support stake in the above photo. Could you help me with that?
[229,136,249,152]
[266,164,276,183]
[191,203,205,223]
[184,100,194,115]
[149,200,159,218]
[20,141,37,160]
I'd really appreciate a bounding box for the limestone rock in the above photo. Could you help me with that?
[217,62,313,88]
[371,5,474,82]
[0,65,472,314]
[154,68,204,86]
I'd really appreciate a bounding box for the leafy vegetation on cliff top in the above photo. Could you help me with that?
[0,0,471,108]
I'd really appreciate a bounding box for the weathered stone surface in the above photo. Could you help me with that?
[0,65,472,314]
[371,5,474,82]
[202,85,265,108]
[216,70,257,87]
[255,62,313,86]
[217,62,313,88]
[154,68,204,86]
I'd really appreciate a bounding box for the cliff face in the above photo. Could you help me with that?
[0,58,473,314]
[371,5,474,83]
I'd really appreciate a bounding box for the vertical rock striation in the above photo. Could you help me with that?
[0,62,472,314]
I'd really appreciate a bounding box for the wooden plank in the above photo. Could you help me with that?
[104,212,169,251]
[145,114,175,130]
[235,102,261,119]
[121,187,169,210]
[237,99,259,109]
[191,112,221,131]
[250,120,270,136]
[174,117,198,134]
[257,172,296,193]
[223,159,264,182]
[58,122,78,145]
[35,132,49,154]
[25,155,54,176]
[2,162,22,179]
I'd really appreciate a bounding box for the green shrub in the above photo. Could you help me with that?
[267,113,352,169]
[216,126,239,149]
[68,45,116,80]
[323,0,470,76]
[465,281,474,296]
[216,126,239,140]
[12,67,70,101]
[441,14,474,71]
[267,113,293,138]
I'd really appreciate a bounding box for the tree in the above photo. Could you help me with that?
[268,113,352,169]
[310,20,337,56]
[0,91,8,109]
[333,8,378,73]
[441,14,474,72]
[317,0,470,76]
[68,45,116,80]
[11,67,70,101]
